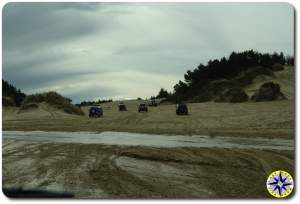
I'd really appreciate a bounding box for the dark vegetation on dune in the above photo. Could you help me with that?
[3,50,294,110]
[157,50,294,103]
[76,99,113,107]
[21,92,84,115]
[2,80,84,115]
[251,82,286,102]
[2,80,26,106]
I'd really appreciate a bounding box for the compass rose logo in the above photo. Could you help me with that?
[266,170,294,198]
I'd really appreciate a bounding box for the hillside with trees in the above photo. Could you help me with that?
[76,99,113,107]
[158,50,294,103]
[156,88,170,98]
[2,80,26,106]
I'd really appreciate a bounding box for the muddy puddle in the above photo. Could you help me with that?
[2,131,293,150]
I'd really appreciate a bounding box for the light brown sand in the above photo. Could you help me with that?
[2,66,295,198]
[2,139,294,198]
[2,67,294,139]
[2,99,294,139]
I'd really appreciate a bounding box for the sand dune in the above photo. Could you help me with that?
[245,65,294,99]
[2,67,295,198]
[2,66,294,139]
[3,100,294,139]
[3,102,79,121]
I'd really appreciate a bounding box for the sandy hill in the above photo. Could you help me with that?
[3,102,81,121]
[3,92,84,121]
[2,66,294,138]
[245,65,294,99]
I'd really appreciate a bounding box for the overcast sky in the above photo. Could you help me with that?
[2,2,294,102]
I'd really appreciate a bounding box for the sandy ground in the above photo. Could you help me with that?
[2,66,295,198]
[2,139,294,198]
[2,99,294,139]
[2,67,294,139]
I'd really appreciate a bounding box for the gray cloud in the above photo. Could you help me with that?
[63,85,120,103]
[2,2,294,103]
[3,3,105,52]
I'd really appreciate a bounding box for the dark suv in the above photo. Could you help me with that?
[176,103,188,115]
[148,97,157,107]
[89,106,103,117]
[118,102,127,111]
[138,103,148,112]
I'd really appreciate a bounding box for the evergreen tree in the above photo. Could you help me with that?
[2,80,26,106]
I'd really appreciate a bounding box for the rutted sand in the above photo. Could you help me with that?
[2,139,294,198]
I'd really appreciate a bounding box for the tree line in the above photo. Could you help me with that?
[76,99,113,107]
[2,80,26,106]
[156,50,294,102]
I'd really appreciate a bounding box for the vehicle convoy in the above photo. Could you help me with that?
[176,103,188,115]
[118,102,127,111]
[148,97,157,107]
[138,103,148,112]
[89,106,103,117]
